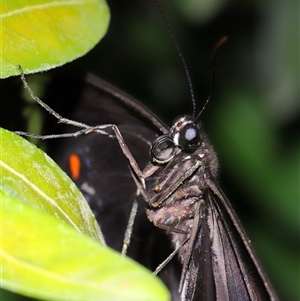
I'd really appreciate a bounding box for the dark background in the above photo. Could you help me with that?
[1,0,298,300]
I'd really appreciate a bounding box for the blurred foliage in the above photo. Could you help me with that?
[1,0,298,300]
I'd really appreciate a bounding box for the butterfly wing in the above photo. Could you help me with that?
[181,183,279,301]
[68,73,168,134]
[50,73,181,299]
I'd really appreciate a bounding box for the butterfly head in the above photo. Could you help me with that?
[150,115,201,165]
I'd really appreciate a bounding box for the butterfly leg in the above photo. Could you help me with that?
[18,66,110,137]
[121,198,138,256]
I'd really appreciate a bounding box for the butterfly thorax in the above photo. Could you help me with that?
[145,115,219,254]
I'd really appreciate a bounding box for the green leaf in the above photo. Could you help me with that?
[0,128,103,243]
[0,128,169,300]
[1,192,169,301]
[1,0,110,78]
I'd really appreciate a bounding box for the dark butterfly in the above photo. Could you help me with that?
[41,72,279,301]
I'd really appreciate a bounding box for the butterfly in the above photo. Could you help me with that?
[39,72,279,301]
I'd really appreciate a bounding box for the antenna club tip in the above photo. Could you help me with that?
[215,36,228,51]
[211,36,228,61]
[220,36,228,43]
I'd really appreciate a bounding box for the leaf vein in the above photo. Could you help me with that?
[1,0,93,19]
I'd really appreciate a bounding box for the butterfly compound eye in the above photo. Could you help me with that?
[178,124,200,150]
[150,134,175,164]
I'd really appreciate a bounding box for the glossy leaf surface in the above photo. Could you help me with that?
[1,0,110,78]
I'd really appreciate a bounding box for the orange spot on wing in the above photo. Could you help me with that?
[69,154,81,180]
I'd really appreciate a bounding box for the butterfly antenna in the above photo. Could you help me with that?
[154,0,197,117]
[195,36,227,121]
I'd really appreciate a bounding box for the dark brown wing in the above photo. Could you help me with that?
[70,73,168,134]
[50,73,181,300]
[180,183,279,301]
